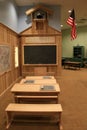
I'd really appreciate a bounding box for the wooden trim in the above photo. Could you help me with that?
[20,27,32,34]
[19,33,61,37]
[19,25,62,36]
[22,64,58,67]
[25,5,53,15]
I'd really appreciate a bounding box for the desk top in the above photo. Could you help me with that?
[11,83,60,93]
[6,103,63,112]
[20,78,57,84]
[25,76,55,80]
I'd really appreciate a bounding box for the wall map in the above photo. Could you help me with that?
[0,45,10,73]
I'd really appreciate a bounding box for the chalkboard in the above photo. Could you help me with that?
[24,45,56,64]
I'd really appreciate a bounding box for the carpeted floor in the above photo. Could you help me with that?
[57,68,87,130]
[0,68,87,130]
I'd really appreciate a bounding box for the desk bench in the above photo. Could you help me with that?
[15,95,58,103]
[5,103,63,129]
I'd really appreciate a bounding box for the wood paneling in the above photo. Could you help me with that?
[25,36,55,44]
[0,23,21,96]
[34,67,47,76]
[0,73,6,94]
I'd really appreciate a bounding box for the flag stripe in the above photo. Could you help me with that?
[67,17,74,26]
[71,23,77,40]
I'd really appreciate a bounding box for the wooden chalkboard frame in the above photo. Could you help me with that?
[23,45,57,65]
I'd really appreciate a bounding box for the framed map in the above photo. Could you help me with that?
[0,45,10,73]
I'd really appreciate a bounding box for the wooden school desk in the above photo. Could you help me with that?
[5,103,63,129]
[20,78,57,84]
[25,76,55,80]
[11,83,60,103]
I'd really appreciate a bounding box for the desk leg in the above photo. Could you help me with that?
[56,97,59,104]
[6,112,13,129]
[14,95,20,103]
[58,113,63,130]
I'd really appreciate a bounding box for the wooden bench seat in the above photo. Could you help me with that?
[15,95,58,99]
[5,103,63,129]
[15,95,58,103]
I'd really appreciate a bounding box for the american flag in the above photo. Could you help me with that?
[67,9,77,40]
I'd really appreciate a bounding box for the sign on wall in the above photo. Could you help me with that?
[0,45,10,74]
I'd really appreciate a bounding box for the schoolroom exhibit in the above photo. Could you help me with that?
[0,1,87,130]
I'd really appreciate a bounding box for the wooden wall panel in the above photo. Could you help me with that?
[25,36,55,44]
[0,23,21,96]
[0,24,4,43]
[0,73,6,94]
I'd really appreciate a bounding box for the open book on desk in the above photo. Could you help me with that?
[40,85,55,91]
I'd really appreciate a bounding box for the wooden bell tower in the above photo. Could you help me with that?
[25,5,53,33]
[20,5,62,77]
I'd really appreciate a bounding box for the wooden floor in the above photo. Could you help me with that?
[0,68,87,130]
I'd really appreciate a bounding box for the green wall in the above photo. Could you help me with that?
[62,25,87,58]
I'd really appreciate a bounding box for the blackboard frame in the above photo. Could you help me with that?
[23,45,57,65]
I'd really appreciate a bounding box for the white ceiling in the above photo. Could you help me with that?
[15,0,87,29]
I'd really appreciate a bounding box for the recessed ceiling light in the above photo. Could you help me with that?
[68,10,72,13]
[61,25,63,27]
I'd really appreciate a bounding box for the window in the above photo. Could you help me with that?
[15,47,19,67]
